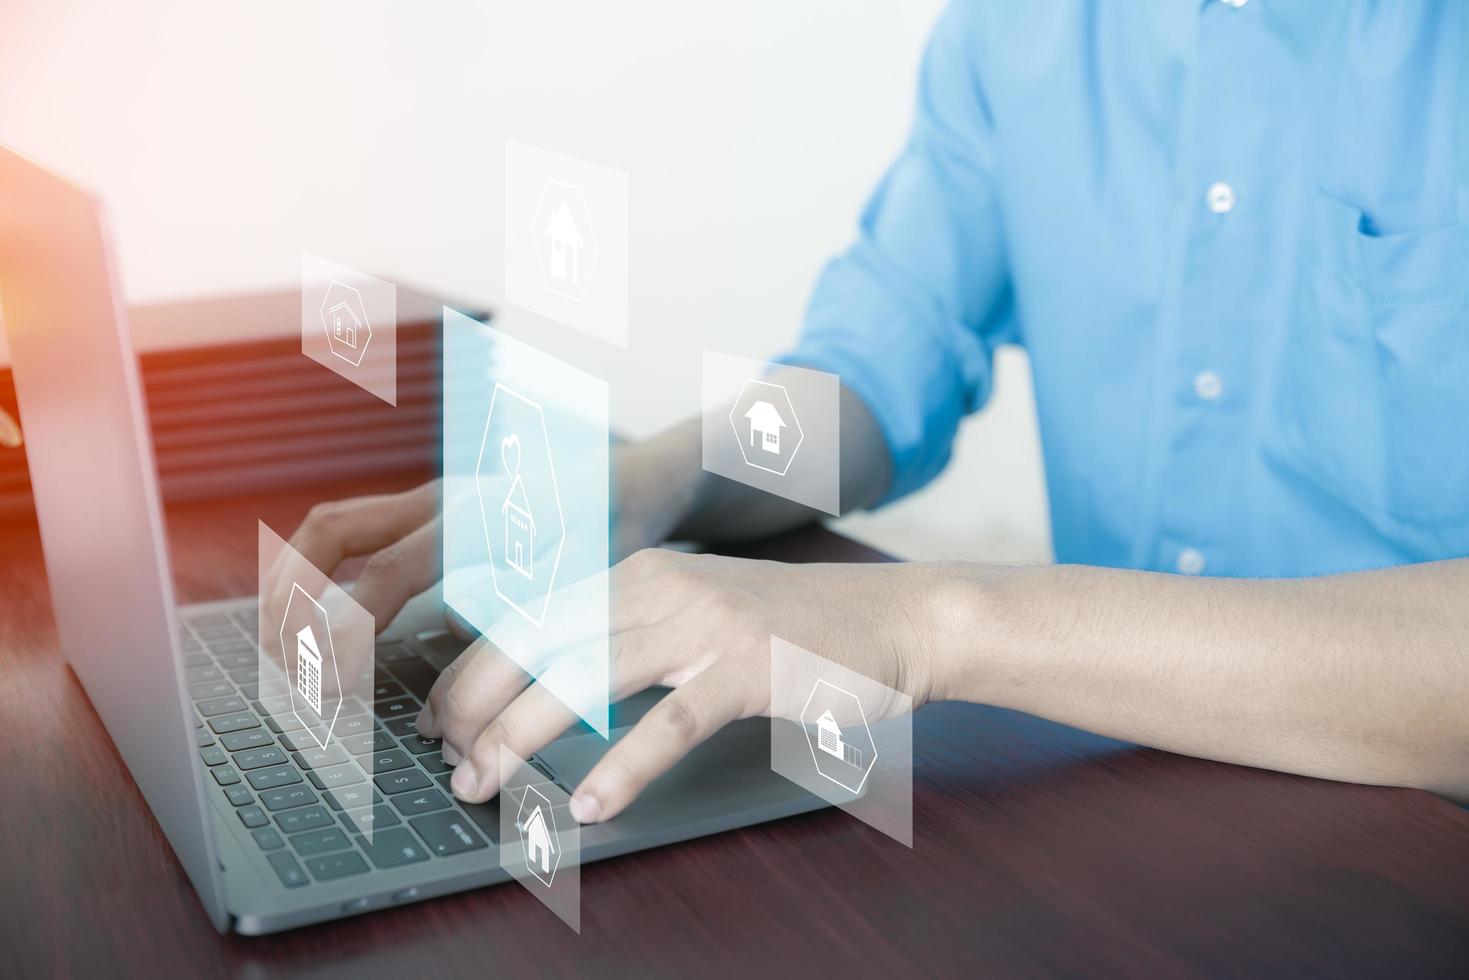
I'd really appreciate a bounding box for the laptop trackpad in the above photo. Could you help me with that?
[536,716,824,843]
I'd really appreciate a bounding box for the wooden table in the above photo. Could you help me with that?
[3,469,1468,978]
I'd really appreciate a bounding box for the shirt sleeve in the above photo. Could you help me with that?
[784,0,1013,503]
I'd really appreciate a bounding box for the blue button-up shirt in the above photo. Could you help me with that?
[790,0,1469,577]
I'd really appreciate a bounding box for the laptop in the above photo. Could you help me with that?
[0,143,826,934]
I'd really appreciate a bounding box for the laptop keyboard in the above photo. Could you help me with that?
[180,606,557,890]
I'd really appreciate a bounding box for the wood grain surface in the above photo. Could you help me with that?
[1,469,1467,979]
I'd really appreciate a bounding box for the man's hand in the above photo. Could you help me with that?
[417,549,945,823]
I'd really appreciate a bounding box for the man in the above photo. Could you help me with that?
[286,1,1469,823]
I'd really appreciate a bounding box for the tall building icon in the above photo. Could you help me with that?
[296,624,323,715]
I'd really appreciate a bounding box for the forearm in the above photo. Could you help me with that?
[622,372,893,546]
[936,560,1469,800]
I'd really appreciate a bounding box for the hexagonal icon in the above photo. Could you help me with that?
[729,378,805,477]
[319,279,372,366]
[516,783,562,886]
[533,179,599,303]
[278,582,344,749]
[801,679,877,795]
[475,383,566,628]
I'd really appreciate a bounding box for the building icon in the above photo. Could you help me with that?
[524,804,554,877]
[544,202,584,287]
[327,301,360,349]
[501,434,535,580]
[815,708,864,768]
[296,624,324,715]
[744,400,786,454]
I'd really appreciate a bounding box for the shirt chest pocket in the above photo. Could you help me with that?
[1273,192,1469,533]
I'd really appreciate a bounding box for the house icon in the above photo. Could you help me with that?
[816,708,843,759]
[524,804,554,877]
[544,202,584,287]
[814,706,865,769]
[327,301,360,349]
[501,434,535,581]
[744,400,786,454]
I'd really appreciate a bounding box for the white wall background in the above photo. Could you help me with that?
[0,0,1050,563]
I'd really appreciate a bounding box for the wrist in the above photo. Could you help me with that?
[612,423,704,555]
[918,561,1027,705]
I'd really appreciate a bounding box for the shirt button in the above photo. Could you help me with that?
[1207,182,1236,214]
[1193,370,1224,401]
[1177,548,1207,576]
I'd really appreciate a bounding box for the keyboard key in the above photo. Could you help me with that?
[388,659,438,700]
[220,729,274,753]
[356,828,430,869]
[252,827,284,851]
[227,665,260,685]
[419,752,452,775]
[390,788,450,817]
[341,731,396,756]
[274,805,335,835]
[237,805,269,829]
[367,750,413,773]
[195,729,216,748]
[213,652,256,671]
[339,805,400,835]
[196,695,248,718]
[399,734,441,756]
[267,850,309,888]
[374,769,431,795]
[372,679,406,701]
[278,730,325,753]
[199,745,228,767]
[246,765,303,791]
[186,665,225,684]
[208,713,260,735]
[264,713,305,735]
[182,652,212,669]
[259,784,318,812]
[409,811,487,856]
[374,642,415,664]
[434,773,453,794]
[374,697,419,721]
[339,698,369,717]
[224,785,254,807]
[456,797,503,845]
[335,714,378,739]
[307,763,365,792]
[289,827,353,857]
[303,851,369,882]
[322,785,382,813]
[255,694,293,716]
[233,747,289,771]
[236,681,279,701]
[384,717,419,738]
[292,745,350,770]
[212,766,241,787]
[189,680,235,701]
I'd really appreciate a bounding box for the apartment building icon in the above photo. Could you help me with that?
[296,624,324,715]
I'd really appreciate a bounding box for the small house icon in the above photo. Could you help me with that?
[744,400,786,454]
[327,301,360,349]
[524,804,553,876]
[501,435,535,581]
[544,202,584,287]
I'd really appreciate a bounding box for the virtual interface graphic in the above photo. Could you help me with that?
[441,308,611,737]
